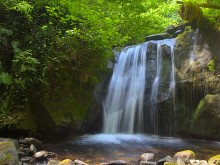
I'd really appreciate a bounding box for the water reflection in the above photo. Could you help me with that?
[46,134,220,165]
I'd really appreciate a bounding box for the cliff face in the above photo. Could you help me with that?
[173,28,220,140]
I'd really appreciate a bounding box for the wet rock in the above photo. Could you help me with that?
[58,159,74,165]
[174,150,195,159]
[18,151,26,159]
[139,153,155,162]
[208,155,220,165]
[73,159,88,165]
[34,151,47,161]
[191,94,220,139]
[164,162,177,165]
[20,137,42,150]
[20,156,33,164]
[158,156,176,165]
[0,141,19,165]
[46,152,57,159]
[0,138,19,149]
[140,161,157,165]
[47,159,61,165]
[145,33,170,42]
[172,30,184,38]
[30,144,37,155]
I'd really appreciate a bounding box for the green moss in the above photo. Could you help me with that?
[208,155,220,165]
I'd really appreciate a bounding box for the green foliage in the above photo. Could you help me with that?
[208,59,216,72]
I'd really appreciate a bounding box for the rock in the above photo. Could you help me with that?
[47,159,61,165]
[140,161,157,165]
[174,150,195,159]
[164,162,177,165]
[108,160,129,164]
[172,30,184,38]
[191,94,220,139]
[145,33,170,41]
[20,137,43,150]
[58,159,74,165]
[165,25,176,34]
[0,141,19,165]
[34,151,48,161]
[208,155,220,165]
[46,152,57,159]
[30,144,37,155]
[158,156,176,165]
[177,157,185,165]
[20,156,33,164]
[139,153,155,162]
[0,138,20,149]
[73,159,88,165]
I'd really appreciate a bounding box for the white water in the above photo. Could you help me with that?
[103,39,176,134]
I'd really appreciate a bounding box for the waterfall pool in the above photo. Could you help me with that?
[45,134,220,164]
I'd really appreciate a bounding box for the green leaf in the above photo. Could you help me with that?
[0,72,12,85]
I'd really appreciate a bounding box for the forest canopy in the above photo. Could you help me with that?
[0,0,219,118]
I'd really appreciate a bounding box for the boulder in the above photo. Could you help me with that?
[140,161,157,165]
[191,94,220,139]
[0,141,19,165]
[34,151,47,161]
[20,137,43,150]
[58,159,74,165]
[174,150,195,159]
[158,156,176,165]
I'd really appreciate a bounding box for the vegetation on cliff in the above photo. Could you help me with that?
[0,0,219,136]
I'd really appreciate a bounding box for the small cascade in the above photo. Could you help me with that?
[103,39,176,134]
[103,43,147,133]
[150,44,162,135]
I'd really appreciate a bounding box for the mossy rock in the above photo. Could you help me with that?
[164,162,177,165]
[191,94,220,139]
[208,155,220,165]
[0,141,19,165]
[58,159,74,165]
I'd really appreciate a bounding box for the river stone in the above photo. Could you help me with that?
[177,157,185,165]
[108,160,128,164]
[0,141,19,165]
[58,159,74,165]
[139,153,155,162]
[34,151,47,160]
[20,137,42,150]
[158,156,176,165]
[47,159,61,165]
[30,144,37,155]
[174,150,195,159]
[208,155,220,165]
[0,138,19,149]
[20,156,33,164]
[73,159,88,165]
[140,161,157,165]
[164,162,177,165]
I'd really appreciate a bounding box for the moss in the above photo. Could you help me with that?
[208,155,220,165]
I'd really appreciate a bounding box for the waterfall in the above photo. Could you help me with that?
[103,39,175,134]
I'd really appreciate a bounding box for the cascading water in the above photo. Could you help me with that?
[103,43,147,133]
[103,39,176,134]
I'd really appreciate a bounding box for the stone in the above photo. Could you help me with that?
[108,160,128,164]
[139,153,155,162]
[34,151,48,161]
[30,144,37,155]
[164,162,177,165]
[47,159,61,165]
[208,155,220,165]
[145,33,170,42]
[20,137,43,150]
[0,141,19,165]
[140,161,157,165]
[58,159,74,165]
[73,159,88,165]
[46,152,57,159]
[172,30,184,38]
[174,150,195,159]
[158,156,176,165]
[20,156,33,164]
[177,157,185,165]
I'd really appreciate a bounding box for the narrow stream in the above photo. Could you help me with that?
[45,134,220,165]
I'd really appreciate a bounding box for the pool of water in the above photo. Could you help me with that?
[46,134,220,165]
